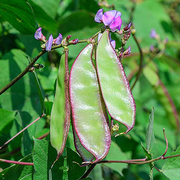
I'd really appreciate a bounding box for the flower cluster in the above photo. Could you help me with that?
[95,9,122,32]
[122,23,131,45]
[34,27,62,51]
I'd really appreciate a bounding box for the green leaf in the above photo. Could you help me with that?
[0,0,36,34]
[29,0,58,33]
[70,43,111,163]
[0,155,33,180]
[33,138,67,180]
[50,50,70,157]
[0,49,45,154]
[143,66,159,86]
[143,64,179,129]
[104,141,128,176]
[146,108,155,151]
[33,138,48,180]
[89,164,104,180]
[96,30,136,133]
[31,0,60,19]
[0,108,16,135]
[162,146,180,180]
[44,101,53,116]
[158,54,180,74]
[67,147,86,180]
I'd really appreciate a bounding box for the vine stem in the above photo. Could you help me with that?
[130,32,143,90]
[0,114,45,150]
[97,153,180,165]
[80,164,96,179]
[0,158,33,166]
[0,51,46,95]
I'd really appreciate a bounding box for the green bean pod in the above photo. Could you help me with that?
[96,30,136,133]
[73,129,95,163]
[50,49,71,158]
[70,43,111,163]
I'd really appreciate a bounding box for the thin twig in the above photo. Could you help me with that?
[129,0,136,22]
[162,128,168,157]
[0,158,33,166]
[37,132,49,140]
[0,51,46,95]
[0,114,45,150]
[80,164,96,179]
[130,33,143,90]
[97,153,180,165]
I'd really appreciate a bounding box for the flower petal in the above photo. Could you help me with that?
[102,10,117,26]
[54,33,62,45]
[111,40,116,49]
[114,11,121,19]
[150,29,157,38]
[109,16,122,32]
[95,9,103,23]
[46,34,53,51]
[34,27,42,40]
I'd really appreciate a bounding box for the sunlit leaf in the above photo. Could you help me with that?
[162,146,180,180]
[0,0,36,34]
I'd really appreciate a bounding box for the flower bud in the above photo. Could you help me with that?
[123,46,131,56]
[34,27,46,42]
[150,29,157,39]
[66,35,72,41]
[46,35,53,51]
[53,33,62,45]
[71,38,78,45]
[124,23,131,31]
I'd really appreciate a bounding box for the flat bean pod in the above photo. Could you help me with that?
[96,30,136,133]
[73,129,95,163]
[50,50,71,158]
[70,43,111,163]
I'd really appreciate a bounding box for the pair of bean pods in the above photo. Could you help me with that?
[50,30,136,164]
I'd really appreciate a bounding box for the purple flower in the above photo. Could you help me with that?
[150,29,157,39]
[95,9,103,23]
[95,9,122,32]
[53,33,62,45]
[34,27,46,42]
[46,35,53,51]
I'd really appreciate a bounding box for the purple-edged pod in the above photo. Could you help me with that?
[70,43,111,163]
[73,128,95,164]
[50,50,71,158]
[96,30,136,133]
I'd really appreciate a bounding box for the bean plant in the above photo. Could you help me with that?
[0,0,180,180]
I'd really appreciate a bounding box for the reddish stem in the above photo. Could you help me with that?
[37,132,49,140]
[0,158,33,166]
[0,114,45,150]
[162,128,168,157]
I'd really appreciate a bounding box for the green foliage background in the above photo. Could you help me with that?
[0,0,180,179]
